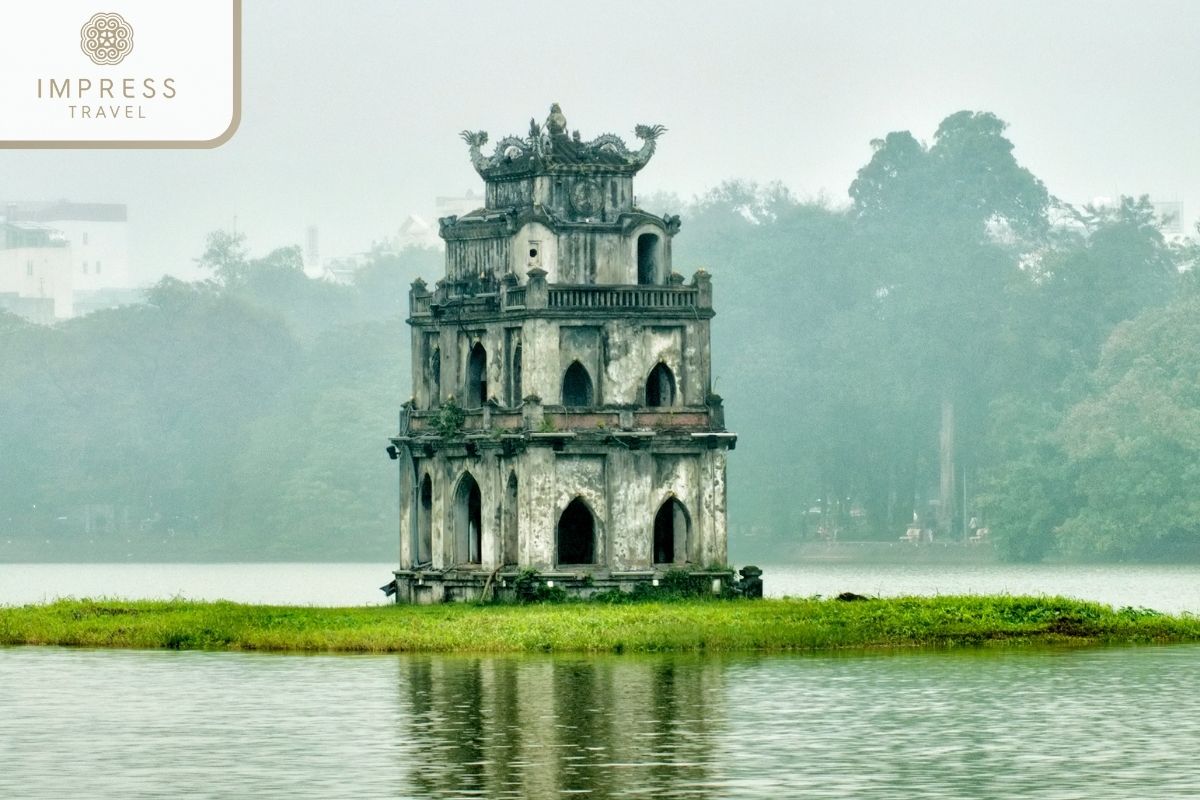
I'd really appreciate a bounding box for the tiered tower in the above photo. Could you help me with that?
[389,105,736,602]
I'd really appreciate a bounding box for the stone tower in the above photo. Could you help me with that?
[389,105,736,602]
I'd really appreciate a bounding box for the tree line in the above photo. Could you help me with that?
[669,111,1192,561]
[1,109,1195,561]
[0,238,438,560]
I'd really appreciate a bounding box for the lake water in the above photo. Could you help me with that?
[3,645,1200,799]
[6,562,1200,797]
[4,561,1200,611]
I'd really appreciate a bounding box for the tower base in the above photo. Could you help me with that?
[392,567,736,604]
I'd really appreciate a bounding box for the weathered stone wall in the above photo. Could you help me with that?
[446,237,510,283]
[556,230,625,284]
[510,222,557,277]
[445,212,672,288]
[486,178,534,210]
[398,443,728,575]
[532,174,635,220]
[411,314,710,410]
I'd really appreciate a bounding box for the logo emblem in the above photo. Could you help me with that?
[80,12,134,66]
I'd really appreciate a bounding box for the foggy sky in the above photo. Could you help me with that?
[2,0,1196,284]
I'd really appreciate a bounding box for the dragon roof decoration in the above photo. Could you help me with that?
[460,104,667,179]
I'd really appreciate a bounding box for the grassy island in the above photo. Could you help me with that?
[2,596,1200,654]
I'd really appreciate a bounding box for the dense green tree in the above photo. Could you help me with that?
[976,196,1183,559]
[976,396,1075,561]
[0,280,299,548]
[1054,293,1200,559]
[846,111,1052,536]
[1032,196,1178,374]
[0,232,431,559]
[672,182,863,542]
[226,318,407,559]
[196,229,250,285]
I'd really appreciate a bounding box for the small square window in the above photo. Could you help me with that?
[82,232,89,245]
[26,261,33,276]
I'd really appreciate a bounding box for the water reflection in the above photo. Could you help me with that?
[5,646,1200,798]
[398,656,722,798]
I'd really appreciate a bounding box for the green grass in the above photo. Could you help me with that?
[0,596,1197,654]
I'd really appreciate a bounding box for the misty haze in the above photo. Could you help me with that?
[6,3,1200,799]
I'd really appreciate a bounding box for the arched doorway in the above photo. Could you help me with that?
[557,498,595,565]
[455,473,482,565]
[467,343,487,409]
[503,472,519,566]
[561,361,594,407]
[654,498,690,565]
[637,233,660,285]
[645,362,676,407]
[417,473,433,565]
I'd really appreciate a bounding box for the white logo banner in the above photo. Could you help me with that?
[0,0,240,147]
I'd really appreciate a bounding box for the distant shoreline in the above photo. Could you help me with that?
[2,596,1196,654]
[783,540,998,564]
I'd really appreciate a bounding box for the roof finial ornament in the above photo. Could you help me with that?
[633,124,668,165]
[461,110,665,176]
[459,130,489,172]
[546,103,567,137]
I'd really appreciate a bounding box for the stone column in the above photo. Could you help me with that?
[526,267,548,309]
[692,269,712,309]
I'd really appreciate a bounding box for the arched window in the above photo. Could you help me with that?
[430,346,441,407]
[467,343,487,409]
[557,498,595,565]
[645,362,676,407]
[654,498,690,565]
[455,473,482,565]
[503,472,519,566]
[510,344,523,406]
[637,233,661,285]
[562,361,593,407]
[417,474,433,565]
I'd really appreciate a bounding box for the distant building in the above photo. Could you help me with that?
[393,214,439,250]
[315,192,479,283]
[375,192,484,254]
[322,255,362,285]
[0,221,72,321]
[0,201,136,322]
[434,189,483,220]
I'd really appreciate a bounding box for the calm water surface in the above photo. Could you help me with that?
[4,562,1200,611]
[3,646,1200,799]
[5,564,1200,797]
